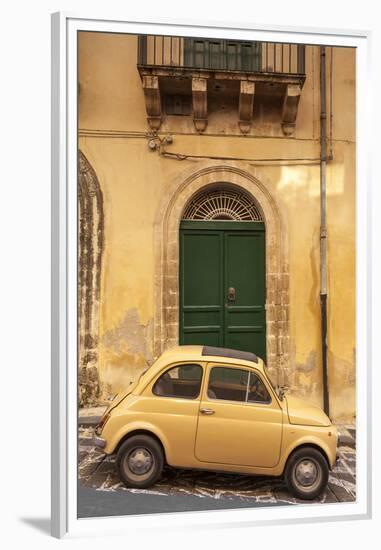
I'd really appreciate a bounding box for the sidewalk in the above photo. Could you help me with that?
[336,425,356,448]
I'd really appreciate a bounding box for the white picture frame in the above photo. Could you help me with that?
[51,12,372,539]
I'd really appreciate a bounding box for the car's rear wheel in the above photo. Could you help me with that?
[116,435,164,488]
[284,447,329,500]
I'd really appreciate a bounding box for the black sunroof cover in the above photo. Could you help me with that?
[202,346,258,363]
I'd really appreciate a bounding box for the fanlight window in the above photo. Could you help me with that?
[182,188,263,221]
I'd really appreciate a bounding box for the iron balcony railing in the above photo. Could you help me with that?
[138,35,306,75]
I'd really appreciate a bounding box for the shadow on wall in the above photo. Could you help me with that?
[327,349,356,422]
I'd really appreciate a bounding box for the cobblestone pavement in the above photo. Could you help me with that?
[78,426,356,508]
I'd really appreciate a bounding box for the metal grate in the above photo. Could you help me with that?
[182,188,263,221]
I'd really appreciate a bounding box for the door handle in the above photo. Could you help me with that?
[200,408,215,415]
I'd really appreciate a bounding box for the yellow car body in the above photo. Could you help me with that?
[94,345,337,484]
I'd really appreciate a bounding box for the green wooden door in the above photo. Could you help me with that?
[180,221,266,358]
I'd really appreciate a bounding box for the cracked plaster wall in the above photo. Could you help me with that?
[100,309,154,395]
[78,33,356,421]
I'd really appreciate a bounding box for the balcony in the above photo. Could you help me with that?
[137,36,306,135]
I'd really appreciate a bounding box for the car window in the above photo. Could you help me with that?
[153,364,203,399]
[208,367,249,402]
[247,371,271,403]
[208,367,271,404]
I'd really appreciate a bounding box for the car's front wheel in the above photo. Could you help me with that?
[116,435,164,489]
[284,446,329,500]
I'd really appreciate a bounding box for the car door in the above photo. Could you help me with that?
[195,363,283,468]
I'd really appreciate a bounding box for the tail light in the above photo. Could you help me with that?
[95,413,110,436]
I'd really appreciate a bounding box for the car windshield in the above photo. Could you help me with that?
[125,366,151,395]
[131,367,148,384]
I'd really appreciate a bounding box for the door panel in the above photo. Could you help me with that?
[195,364,283,468]
[195,399,283,467]
[180,230,223,346]
[180,221,266,358]
[225,231,266,358]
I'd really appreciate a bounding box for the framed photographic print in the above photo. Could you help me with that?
[51,11,371,539]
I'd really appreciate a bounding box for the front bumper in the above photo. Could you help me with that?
[92,435,106,449]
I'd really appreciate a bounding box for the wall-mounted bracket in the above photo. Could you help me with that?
[281,84,302,136]
[142,75,162,131]
[238,81,255,134]
[192,77,208,133]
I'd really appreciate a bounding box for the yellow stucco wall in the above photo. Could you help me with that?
[78,32,355,422]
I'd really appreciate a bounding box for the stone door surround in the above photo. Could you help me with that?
[153,162,290,382]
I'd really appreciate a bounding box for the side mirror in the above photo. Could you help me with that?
[278,385,289,401]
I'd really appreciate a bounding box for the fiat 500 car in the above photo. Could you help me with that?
[93,345,338,500]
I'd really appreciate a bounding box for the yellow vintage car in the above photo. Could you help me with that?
[93,345,338,500]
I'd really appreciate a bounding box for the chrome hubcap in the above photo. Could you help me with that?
[127,448,154,476]
[294,459,319,487]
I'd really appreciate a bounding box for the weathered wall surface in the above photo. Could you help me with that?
[78,32,355,422]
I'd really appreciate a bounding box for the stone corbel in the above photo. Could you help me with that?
[192,77,208,133]
[142,75,162,131]
[281,84,302,136]
[238,81,255,134]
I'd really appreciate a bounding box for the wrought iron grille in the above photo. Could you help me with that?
[182,188,264,221]
[138,36,305,75]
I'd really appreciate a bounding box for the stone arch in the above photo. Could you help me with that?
[78,150,104,405]
[153,162,290,383]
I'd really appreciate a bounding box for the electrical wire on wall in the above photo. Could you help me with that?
[159,148,321,166]
[78,128,323,166]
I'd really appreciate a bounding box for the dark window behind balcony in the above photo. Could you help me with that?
[165,94,192,116]
[184,39,262,72]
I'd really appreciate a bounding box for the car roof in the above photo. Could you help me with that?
[159,345,260,364]
[202,346,258,363]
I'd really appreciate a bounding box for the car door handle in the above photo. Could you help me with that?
[200,408,215,415]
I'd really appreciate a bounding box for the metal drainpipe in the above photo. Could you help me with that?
[320,46,330,416]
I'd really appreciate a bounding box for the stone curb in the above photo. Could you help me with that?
[78,416,102,427]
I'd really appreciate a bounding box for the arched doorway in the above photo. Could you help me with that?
[179,184,266,358]
[78,151,104,405]
[154,163,289,382]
